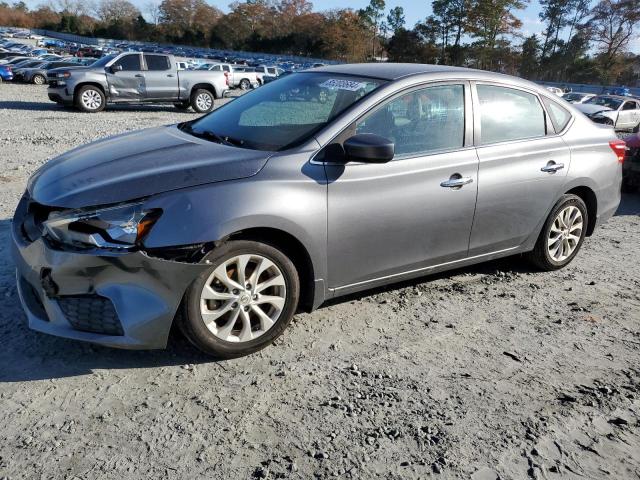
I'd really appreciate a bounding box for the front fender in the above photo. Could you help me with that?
[141,153,328,286]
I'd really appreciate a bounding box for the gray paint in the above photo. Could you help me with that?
[28,126,272,208]
[46,52,228,105]
[14,64,622,349]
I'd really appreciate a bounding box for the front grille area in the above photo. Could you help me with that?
[57,295,124,336]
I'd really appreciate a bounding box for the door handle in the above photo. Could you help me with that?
[134,74,144,78]
[167,74,175,77]
[541,161,564,173]
[440,175,474,189]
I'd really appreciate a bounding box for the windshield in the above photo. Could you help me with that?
[89,54,117,68]
[585,96,622,109]
[183,73,386,151]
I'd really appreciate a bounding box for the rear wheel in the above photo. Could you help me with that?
[239,78,251,90]
[179,241,300,358]
[75,85,105,112]
[32,74,46,85]
[526,194,588,271]
[190,88,214,113]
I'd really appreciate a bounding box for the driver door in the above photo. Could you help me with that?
[325,83,479,290]
[106,53,145,101]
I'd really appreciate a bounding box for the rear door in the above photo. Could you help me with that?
[142,54,178,100]
[106,53,145,101]
[468,83,570,256]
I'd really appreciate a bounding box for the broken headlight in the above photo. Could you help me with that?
[43,202,161,249]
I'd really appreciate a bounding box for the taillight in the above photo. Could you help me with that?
[609,139,627,164]
[224,71,229,86]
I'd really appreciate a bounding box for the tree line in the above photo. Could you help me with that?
[1,0,639,85]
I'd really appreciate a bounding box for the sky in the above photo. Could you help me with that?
[20,0,640,52]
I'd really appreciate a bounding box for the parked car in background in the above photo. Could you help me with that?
[609,86,631,96]
[623,134,640,192]
[13,64,623,358]
[198,62,260,90]
[17,60,81,84]
[47,52,228,112]
[575,95,640,131]
[254,65,284,81]
[546,86,564,96]
[562,92,596,104]
[0,64,13,82]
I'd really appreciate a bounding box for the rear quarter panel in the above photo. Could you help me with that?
[562,116,621,224]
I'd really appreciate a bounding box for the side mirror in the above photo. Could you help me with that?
[343,133,395,164]
[109,64,122,73]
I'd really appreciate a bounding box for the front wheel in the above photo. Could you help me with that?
[526,194,588,271]
[75,85,106,112]
[190,88,214,113]
[32,74,46,85]
[239,79,251,90]
[179,241,300,358]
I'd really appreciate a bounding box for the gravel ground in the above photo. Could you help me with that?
[1,83,639,480]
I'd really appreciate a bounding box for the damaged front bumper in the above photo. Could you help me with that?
[11,195,208,349]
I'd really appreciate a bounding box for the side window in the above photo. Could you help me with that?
[223,65,230,72]
[542,97,572,133]
[113,54,141,71]
[622,101,637,111]
[144,54,170,71]
[211,65,221,71]
[268,68,276,75]
[355,84,465,156]
[477,84,546,144]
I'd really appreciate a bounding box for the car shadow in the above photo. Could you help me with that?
[0,100,200,114]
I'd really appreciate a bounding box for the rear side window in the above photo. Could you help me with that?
[477,85,546,144]
[542,97,572,133]
[113,54,141,71]
[144,54,170,71]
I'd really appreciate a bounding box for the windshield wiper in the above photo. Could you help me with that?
[178,122,251,148]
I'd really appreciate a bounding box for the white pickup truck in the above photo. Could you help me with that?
[197,63,261,90]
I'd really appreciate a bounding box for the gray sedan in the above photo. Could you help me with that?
[12,64,623,358]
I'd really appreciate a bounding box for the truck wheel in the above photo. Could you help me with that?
[190,89,214,113]
[239,79,251,90]
[174,102,191,111]
[75,85,105,112]
[32,74,46,85]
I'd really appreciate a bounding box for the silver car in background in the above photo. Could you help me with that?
[13,64,623,358]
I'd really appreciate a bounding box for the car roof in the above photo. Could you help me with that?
[310,63,545,91]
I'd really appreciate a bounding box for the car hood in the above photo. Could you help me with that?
[575,104,613,115]
[28,125,273,208]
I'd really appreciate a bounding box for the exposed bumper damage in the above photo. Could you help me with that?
[12,196,208,349]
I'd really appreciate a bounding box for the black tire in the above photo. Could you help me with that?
[190,88,214,113]
[239,78,251,90]
[178,240,300,359]
[32,74,46,85]
[526,194,588,271]
[174,102,191,111]
[75,85,106,113]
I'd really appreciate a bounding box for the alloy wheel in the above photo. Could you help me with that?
[81,90,102,110]
[196,92,212,111]
[199,254,286,343]
[547,205,583,262]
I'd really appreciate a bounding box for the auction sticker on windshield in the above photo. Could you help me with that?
[319,79,367,91]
